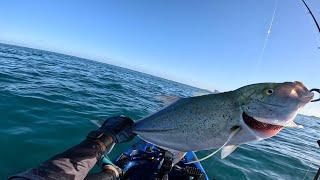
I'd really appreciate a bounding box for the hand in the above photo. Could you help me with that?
[98,115,135,143]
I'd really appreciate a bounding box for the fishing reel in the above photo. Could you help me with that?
[113,144,207,180]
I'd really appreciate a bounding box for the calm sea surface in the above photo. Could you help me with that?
[0,43,319,179]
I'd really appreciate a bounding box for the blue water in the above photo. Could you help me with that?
[0,43,319,179]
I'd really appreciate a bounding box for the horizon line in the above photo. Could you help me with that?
[0,40,214,92]
[1,41,318,118]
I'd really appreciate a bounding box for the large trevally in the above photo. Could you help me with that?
[133,81,314,160]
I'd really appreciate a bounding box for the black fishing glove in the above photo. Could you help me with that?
[88,115,136,144]
[101,115,136,143]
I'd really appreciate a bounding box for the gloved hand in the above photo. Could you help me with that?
[98,115,136,143]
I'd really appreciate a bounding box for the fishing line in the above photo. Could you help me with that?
[256,0,278,69]
[302,160,313,180]
[185,126,241,164]
[89,119,102,127]
[301,144,319,180]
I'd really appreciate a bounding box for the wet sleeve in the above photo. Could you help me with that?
[9,137,115,180]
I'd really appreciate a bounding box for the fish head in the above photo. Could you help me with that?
[236,81,314,138]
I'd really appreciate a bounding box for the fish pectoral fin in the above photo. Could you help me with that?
[283,121,304,128]
[221,145,238,159]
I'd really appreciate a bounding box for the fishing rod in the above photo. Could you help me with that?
[302,1,320,175]
[300,0,320,33]
[300,0,320,49]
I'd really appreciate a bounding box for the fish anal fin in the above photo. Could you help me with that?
[221,145,238,159]
[157,145,186,164]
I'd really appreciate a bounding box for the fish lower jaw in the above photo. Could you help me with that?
[253,117,302,128]
[242,112,284,137]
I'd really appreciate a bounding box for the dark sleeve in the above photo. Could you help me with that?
[9,136,115,180]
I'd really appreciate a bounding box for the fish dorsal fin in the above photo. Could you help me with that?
[221,145,238,159]
[155,96,180,105]
[185,126,241,164]
[192,91,211,97]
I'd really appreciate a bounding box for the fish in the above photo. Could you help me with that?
[133,81,314,160]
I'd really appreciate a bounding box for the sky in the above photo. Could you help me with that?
[0,0,319,116]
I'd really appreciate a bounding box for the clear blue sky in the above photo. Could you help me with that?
[0,0,319,116]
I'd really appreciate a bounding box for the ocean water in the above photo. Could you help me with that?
[0,43,319,180]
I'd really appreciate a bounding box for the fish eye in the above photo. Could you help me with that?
[266,89,274,95]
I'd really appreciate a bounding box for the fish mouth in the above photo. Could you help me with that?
[242,112,283,137]
[299,92,314,104]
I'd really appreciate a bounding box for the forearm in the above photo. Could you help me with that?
[10,136,114,180]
